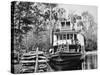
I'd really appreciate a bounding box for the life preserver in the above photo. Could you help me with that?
[49,48,54,54]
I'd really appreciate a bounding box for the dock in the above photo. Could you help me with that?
[20,48,53,73]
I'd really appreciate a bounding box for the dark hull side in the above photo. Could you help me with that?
[49,52,83,66]
[48,52,83,71]
[48,59,82,71]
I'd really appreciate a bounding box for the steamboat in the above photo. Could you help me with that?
[49,19,85,69]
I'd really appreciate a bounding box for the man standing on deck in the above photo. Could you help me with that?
[77,33,85,53]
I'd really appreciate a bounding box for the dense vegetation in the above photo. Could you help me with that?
[11,1,97,55]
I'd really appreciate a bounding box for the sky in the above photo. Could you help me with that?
[57,4,98,23]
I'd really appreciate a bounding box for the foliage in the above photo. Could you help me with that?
[81,12,97,50]
[12,1,97,54]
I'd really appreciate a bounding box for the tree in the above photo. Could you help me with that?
[81,11,97,50]
[12,1,33,53]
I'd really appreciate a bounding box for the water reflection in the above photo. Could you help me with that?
[19,53,97,73]
[49,54,97,71]
[82,54,97,70]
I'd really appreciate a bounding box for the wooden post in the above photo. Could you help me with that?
[82,59,86,70]
[66,42,69,52]
[81,46,85,54]
[73,34,74,44]
[34,47,38,72]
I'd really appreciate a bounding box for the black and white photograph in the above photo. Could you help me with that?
[11,1,97,74]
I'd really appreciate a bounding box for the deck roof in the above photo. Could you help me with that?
[53,30,79,34]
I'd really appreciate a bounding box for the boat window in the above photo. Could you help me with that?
[66,22,70,26]
[67,34,69,39]
[74,34,77,40]
[60,34,62,40]
[61,22,65,27]
[56,35,58,40]
[63,34,66,40]
[67,34,73,39]
[70,34,73,39]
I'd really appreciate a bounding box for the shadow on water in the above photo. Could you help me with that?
[48,54,97,71]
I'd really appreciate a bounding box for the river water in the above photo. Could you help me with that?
[18,53,97,73]
[82,54,97,70]
[48,54,97,71]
